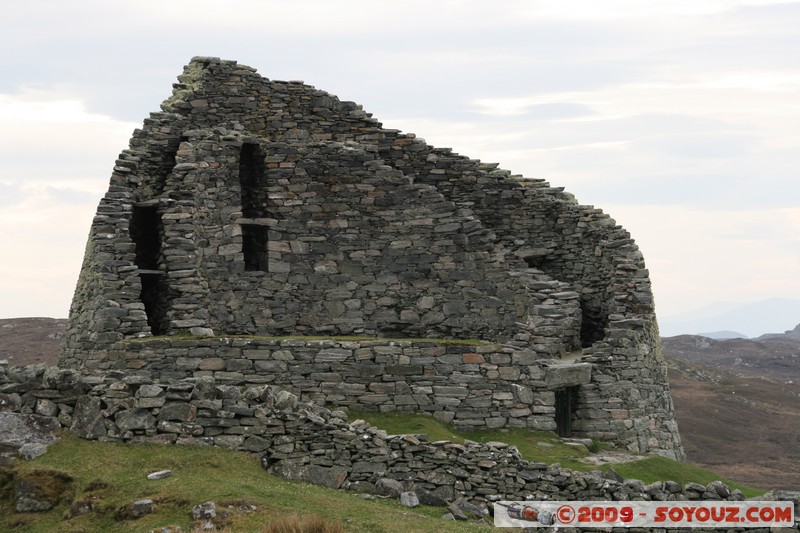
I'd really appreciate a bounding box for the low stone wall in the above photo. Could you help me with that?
[0,362,775,518]
[98,337,597,433]
[64,333,685,458]
[63,334,686,459]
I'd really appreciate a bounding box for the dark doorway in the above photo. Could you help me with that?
[130,205,169,334]
[139,273,169,335]
[555,387,577,437]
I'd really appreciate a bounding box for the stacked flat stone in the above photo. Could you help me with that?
[98,337,595,432]
[0,364,765,516]
[59,56,682,458]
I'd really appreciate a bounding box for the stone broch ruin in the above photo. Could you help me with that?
[59,56,683,460]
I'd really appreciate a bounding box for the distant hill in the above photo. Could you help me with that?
[663,325,800,489]
[696,330,748,340]
[757,323,800,341]
[662,325,800,383]
[0,317,66,366]
[659,298,800,338]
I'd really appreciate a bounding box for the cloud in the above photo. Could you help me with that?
[605,205,800,316]
[0,90,135,188]
[43,187,98,206]
[632,131,756,159]
[0,0,798,319]
[0,199,95,318]
[513,0,787,20]
[471,99,597,119]
[0,183,24,207]
[384,106,792,209]
[0,90,124,317]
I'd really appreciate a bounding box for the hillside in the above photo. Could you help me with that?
[662,328,800,383]
[2,317,799,490]
[0,318,66,367]
[663,327,800,489]
[658,298,800,338]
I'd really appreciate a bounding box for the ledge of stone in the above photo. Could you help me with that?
[543,362,592,389]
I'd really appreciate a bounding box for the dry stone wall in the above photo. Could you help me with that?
[101,337,597,433]
[377,134,675,455]
[59,56,682,459]
[0,362,776,520]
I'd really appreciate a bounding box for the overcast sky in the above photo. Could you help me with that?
[1,0,799,326]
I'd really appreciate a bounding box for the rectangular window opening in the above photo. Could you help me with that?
[130,205,169,334]
[242,224,269,272]
[239,143,269,271]
[239,142,268,218]
[130,205,161,270]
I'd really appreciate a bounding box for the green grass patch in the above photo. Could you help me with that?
[0,422,765,532]
[350,410,592,470]
[1,433,486,533]
[612,456,764,498]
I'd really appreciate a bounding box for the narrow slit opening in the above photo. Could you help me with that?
[239,143,269,271]
[239,143,267,218]
[242,225,269,272]
[130,205,169,334]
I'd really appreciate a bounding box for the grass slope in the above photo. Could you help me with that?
[0,414,762,532]
[1,434,485,533]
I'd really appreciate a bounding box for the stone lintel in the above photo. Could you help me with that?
[543,362,592,389]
